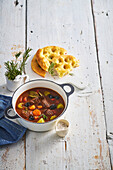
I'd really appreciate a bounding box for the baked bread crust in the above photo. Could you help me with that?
[31,54,46,77]
[36,46,67,71]
[53,55,79,77]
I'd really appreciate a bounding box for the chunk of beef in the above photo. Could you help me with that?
[21,110,32,119]
[41,97,51,108]
[45,109,54,116]
[30,97,40,105]
[41,109,47,113]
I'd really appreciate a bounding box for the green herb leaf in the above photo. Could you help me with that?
[15,52,22,59]
[43,114,48,120]
[19,48,32,74]
[69,73,74,76]
[48,62,55,76]
[4,48,32,80]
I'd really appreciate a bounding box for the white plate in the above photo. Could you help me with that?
[25,55,88,90]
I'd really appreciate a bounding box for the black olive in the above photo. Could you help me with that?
[55,96,60,100]
[48,94,54,99]
[29,115,34,120]
[25,102,31,107]
[50,104,57,110]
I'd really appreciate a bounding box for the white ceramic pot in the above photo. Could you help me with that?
[5,79,74,132]
[6,74,29,92]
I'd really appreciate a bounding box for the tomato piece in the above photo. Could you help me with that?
[19,96,23,102]
[34,116,39,120]
[51,98,55,101]
[23,97,27,102]
[29,105,36,110]
[36,90,39,93]
[33,109,41,116]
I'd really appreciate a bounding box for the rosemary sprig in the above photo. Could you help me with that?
[4,48,32,80]
[19,48,32,73]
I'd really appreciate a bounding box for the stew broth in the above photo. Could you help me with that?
[15,88,65,123]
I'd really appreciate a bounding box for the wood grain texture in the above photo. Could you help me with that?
[0,0,26,169]
[26,0,111,169]
[0,0,25,95]
[92,0,113,168]
[92,0,113,135]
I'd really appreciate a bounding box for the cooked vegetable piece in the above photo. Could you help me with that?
[43,114,48,120]
[16,87,65,123]
[50,115,56,120]
[51,98,55,101]
[29,105,36,110]
[18,103,24,109]
[50,104,57,110]
[34,116,39,120]
[37,105,43,109]
[29,91,39,98]
[19,96,23,102]
[29,115,34,120]
[23,96,27,102]
[33,109,41,116]
[36,90,39,93]
[37,118,45,123]
[44,91,50,96]
[24,102,31,107]
[57,103,64,109]
[39,92,43,96]
[55,96,60,100]
[48,94,54,99]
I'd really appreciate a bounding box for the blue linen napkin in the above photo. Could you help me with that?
[0,95,27,145]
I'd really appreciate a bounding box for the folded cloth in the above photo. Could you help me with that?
[0,95,27,145]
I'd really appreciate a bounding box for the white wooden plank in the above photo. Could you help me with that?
[92,0,113,133]
[26,0,111,169]
[0,0,26,169]
[92,0,113,167]
[0,0,25,95]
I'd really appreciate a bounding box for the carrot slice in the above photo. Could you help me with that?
[33,109,41,116]
[29,105,36,110]
[37,105,43,109]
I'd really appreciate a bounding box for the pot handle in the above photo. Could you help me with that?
[60,83,74,97]
[5,106,19,119]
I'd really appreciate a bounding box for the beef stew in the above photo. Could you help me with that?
[15,87,65,123]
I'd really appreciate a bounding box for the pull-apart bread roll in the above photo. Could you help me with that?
[53,55,79,78]
[36,46,67,72]
[31,46,79,78]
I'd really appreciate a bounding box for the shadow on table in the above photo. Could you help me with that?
[0,84,13,95]
[26,129,65,154]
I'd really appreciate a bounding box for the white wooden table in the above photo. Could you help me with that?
[0,0,113,169]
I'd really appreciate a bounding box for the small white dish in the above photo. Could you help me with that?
[55,119,69,137]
